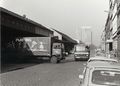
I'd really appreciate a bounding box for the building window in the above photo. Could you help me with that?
[109,42,113,51]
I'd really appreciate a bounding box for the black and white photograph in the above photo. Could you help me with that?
[0,0,120,86]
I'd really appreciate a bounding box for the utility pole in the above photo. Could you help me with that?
[81,28,82,42]
[91,31,92,45]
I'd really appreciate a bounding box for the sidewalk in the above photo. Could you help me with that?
[94,52,120,63]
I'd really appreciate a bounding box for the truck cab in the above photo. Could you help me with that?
[51,43,65,63]
[74,44,90,61]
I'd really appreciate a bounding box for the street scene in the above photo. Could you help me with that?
[1,0,120,86]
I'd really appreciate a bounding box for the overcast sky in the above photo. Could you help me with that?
[1,0,109,46]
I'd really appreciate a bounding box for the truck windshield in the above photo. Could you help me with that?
[53,45,61,49]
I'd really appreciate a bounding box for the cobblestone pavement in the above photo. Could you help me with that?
[1,55,86,86]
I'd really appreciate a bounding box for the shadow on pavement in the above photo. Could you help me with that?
[1,54,87,73]
[1,58,50,73]
[60,54,87,64]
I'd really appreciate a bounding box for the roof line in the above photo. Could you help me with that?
[1,7,53,33]
[52,28,77,44]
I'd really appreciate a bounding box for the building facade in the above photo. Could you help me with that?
[104,0,120,60]
[117,0,120,59]
[111,0,118,58]
[105,14,111,54]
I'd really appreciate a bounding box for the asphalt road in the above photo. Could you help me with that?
[1,55,86,86]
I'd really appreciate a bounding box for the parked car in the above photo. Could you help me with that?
[87,56,118,63]
[79,61,120,86]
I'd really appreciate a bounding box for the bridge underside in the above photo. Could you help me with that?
[1,7,53,63]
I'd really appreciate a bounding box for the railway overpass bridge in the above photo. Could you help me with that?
[1,7,53,62]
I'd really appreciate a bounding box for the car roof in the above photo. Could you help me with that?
[88,56,118,62]
[87,61,120,69]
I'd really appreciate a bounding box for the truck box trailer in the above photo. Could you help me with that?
[15,37,65,63]
[74,44,90,61]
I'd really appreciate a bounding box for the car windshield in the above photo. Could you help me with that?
[75,46,86,52]
[92,70,120,85]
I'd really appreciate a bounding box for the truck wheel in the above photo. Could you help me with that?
[50,56,58,63]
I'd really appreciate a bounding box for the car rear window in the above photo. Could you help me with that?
[92,70,120,85]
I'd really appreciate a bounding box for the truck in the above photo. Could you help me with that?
[74,44,90,61]
[4,37,65,63]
